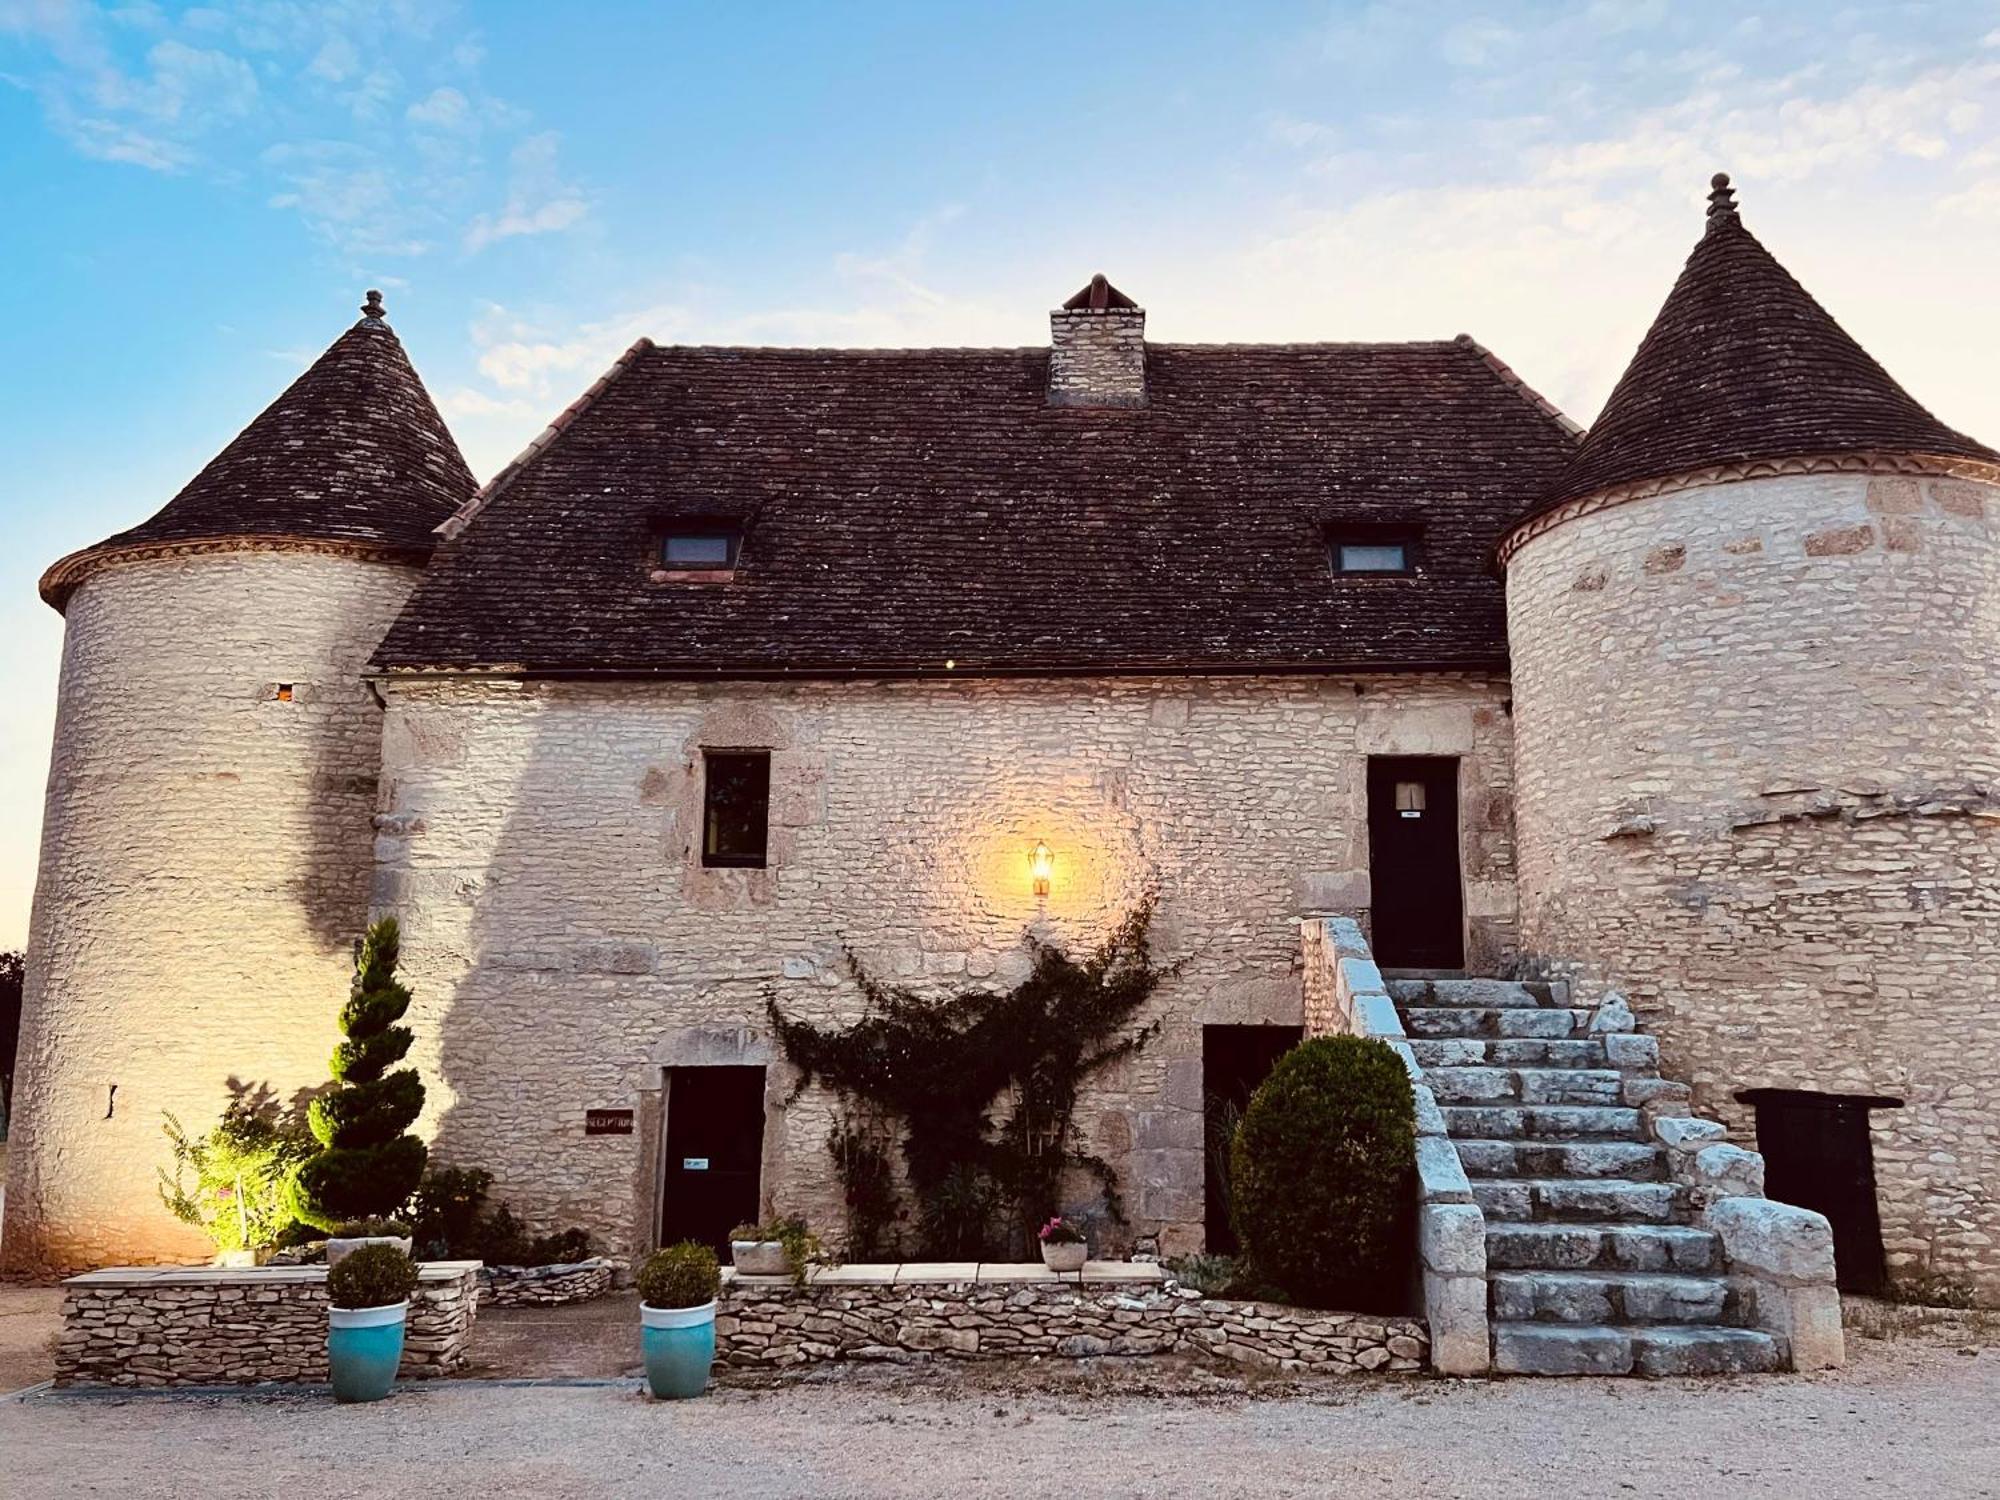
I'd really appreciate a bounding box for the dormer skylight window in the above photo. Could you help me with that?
[1328,526,1421,576]
[661,531,740,569]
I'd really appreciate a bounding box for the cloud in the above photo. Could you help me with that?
[463,132,588,252]
[406,84,469,129]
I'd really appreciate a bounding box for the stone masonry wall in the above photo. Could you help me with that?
[5,550,426,1277]
[373,673,1518,1264]
[1047,309,1147,407]
[1507,468,2000,1300]
[718,1267,1427,1374]
[56,1261,480,1386]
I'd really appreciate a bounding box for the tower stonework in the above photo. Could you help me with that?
[2,299,472,1276]
[1504,180,2000,1300]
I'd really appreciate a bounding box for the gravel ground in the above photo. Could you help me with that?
[4,1328,1996,1499]
[0,1284,61,1394]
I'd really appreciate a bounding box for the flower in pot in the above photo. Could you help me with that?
[638,1242,721,1400]
[325,1216,413,1268]
[325,1242,419,1404]
[1038,1215,1087,1273]
[728,1215,820,1285]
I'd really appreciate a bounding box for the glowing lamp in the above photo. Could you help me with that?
[1030,841,1053,898]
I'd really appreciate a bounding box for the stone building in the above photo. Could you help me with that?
[6,181,1996,1312]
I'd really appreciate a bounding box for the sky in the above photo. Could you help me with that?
[2,1,1999,949]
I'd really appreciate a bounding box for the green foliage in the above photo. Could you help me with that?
[1230,1035,1416,1311]
[828,1120,901,1260]
[288,919,428,1231]
[770,899,1172,1259]
[326,1242,419,1310]
[157,1091,316,1254]
[331,1217,410,1238]
[638,1242,720,1309]
[728,1215,822,1286]
[409,1166,592,1266]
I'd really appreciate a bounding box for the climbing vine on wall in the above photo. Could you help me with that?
[768,899,1176,1259]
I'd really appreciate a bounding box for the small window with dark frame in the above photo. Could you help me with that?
[660,530,741,570]
[1328,527,1421,575]
[702,750,770,868]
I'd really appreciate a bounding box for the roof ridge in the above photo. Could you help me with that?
[1453,333,1584,440]
[437,337,656,542]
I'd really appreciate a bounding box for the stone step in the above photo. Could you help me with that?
[1450,1139,1666,1181]
[1489,1270,1739,1326]
[1426,1067,1625,1107]
[1471,1177,1683,1224]
[1400,1007,1589,1040]
[1410,1037,1611,1070]
[1485,1221,1722,1274]
[1388,978,1562,1009]
[1492,1322,1785,1377]
[1443,1104,1644,1142]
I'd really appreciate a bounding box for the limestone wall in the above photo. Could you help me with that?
[1506,466,2000,1299]
[56,1261,480,1386]
[3,550,425,1276]
[373,673,1518,1262]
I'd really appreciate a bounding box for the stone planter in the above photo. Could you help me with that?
[326,1235,413,1268]
[328,1301,407,1403]
[731,1240,790,1277]
[641,1300,717,1399]
[1040,1240,1087,1273]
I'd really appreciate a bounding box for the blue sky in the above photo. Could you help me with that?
[3,0,1999,947]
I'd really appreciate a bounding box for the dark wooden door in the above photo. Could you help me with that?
[1745,1089,1891,1294]
[1202,1025,1304,1253]
[661,1066,767,1254]
[1367,756,1464,969]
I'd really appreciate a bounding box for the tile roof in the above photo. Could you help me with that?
[374,335,1578,676]
[1531,177,1996,519]
[42,300,474,607]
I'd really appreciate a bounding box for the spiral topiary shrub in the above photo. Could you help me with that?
[326,1242,420,1310]
[638,1242,721,1309]
[1229,1034,1416,1311]
[287,918,429,1232]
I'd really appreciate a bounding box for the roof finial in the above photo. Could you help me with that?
[361,289,386,321]
[1705,172,1737,225]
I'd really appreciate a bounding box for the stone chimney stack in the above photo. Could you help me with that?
[1048,273,1146,408]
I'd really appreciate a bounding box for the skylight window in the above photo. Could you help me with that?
[661,531,740,569]
[1328,527,1421,576]
[1337,542,1409,573]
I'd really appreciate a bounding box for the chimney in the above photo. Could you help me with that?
[1048,274,1146,408]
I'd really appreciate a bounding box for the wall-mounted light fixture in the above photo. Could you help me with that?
[1030,841,1053,898]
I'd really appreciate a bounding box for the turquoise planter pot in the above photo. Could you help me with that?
[641,1300,717,1399]
[328,1302,407,1403]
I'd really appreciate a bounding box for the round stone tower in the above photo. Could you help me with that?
[1502,177,2000,1300]
[2,294,474,1275]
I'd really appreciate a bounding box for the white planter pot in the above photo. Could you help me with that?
[326,1235,413,1267]
[328,1301,411,1331]
[731,1240,790,1277]
[1041,1241,1088,1273]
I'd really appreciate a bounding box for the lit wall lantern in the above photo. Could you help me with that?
[1030,841,1053,898]
[1395,781,1426,819]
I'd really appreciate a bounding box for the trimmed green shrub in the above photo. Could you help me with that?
[327,1242,419,1310]
[288,919,429,1232]
[157,1093,315,1253]
[1229,1034,1416,1311]
[638,1242,721,1309]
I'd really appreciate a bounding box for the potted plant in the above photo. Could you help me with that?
[325,1242,419,1403]
[325,1216,413,1267]
[638,1242,721,1400]
[1038,1215,1087,1273]
[728,1215,820,1284]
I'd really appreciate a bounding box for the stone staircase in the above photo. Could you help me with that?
[1391,977,1787,1376]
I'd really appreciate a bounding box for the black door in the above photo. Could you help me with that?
[1367,756,1464,969]
[1203,1025,1303,1253]
[661,1066,767,1254]
[1742,1088,1892,1294]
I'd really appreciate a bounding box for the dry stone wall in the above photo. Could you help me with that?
[374,673,1518,1263]
[56,1261,480,1386]
[5,550,425,1277]
[718,1265,1427,1373]
[1506,467,2000,1300]
[479,1257,619,1307]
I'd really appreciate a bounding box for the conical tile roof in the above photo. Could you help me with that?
[1532,175,1994,519]
[42,294,474,607]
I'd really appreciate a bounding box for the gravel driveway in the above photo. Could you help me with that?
[5,1329,1996,1499]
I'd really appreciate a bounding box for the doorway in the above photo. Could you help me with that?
[1366,756,1465,969]
[1740,1087,1896,1295]
[660,1066,767,1254]
[1203,1025,1304,1253]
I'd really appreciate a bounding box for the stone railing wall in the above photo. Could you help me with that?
[1300,916,1487,1376]
[56,1261,480,1387]
[479,1256,619,1307]
[718,1263,1426,1375]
